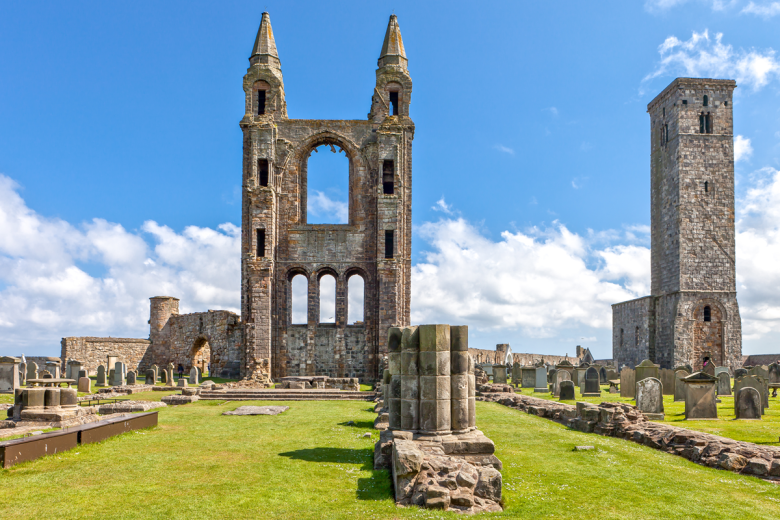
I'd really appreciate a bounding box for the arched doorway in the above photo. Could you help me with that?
[692,302,724,371]
[192,337,212,376]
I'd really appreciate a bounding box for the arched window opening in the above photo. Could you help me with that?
[703,306,711,322]
[348,274,365,324]
[256,229,265,257]
[307,144,349,224]
[254,81,270,115]
[385,230,395,259]
[290,274,308,324]
[705,113,713,134]
[319,274,336,323]
[699,113,705,134]
[258,158,269,187]
[382,160,394,194]
[389,92,399,115]
[703,95,709,107]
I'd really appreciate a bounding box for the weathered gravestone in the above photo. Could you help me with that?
[559,380,575,401]
[660,369,675,396]
[714,366,730,377]
[620,368,636,398]
[108,368,115,385]
[166,363,175,386]
[492,365,507,385]
[554,369,571,397]
[534,367,547,392]
[78,370,87,380]
[599,366,607,385]
[583,366,601,397]
[46,361,60,378]
[547,368,557,386]
[734,375,766,415]
[769,362,780,384]
[0,356,21,393]
[26,362,38,382]
[682,372,718,420]
[574,363,589,387]
[717,372,731,396]
[734,368,748,379]
[112,362,124,386]
[178,377,189,388]
[635,359,660,384]
[735,387,761,420]
[190,367,199,385]
[750,365,770,381]
[636,377,664,420]
[20,362,26,385]
[674,370,689,402]
[702,363,715,377]
[145,369,156,385]
[96,365,107,386]
[126,371,136,385]
[511,364,521,386]
[160,368,168,384]
[555,360,575,380]
[78,376,91,393]
[151,364,159,381]
[521,367,536,388]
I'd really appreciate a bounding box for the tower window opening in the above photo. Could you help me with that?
[664,124,668,145]
[620,328,624,348]
[258,159,269,187]
[382,160,394,194]
[724,101,728,107]
[682,100,688,105]
[389,91,399,116]
[703,306,711,322]
[635,326,639,347]
[256,229,266,257]
[704,181,708,193]
[705,113,713,134]
[703,95,709,107]
[385,230,394,259]
[663,107,665,117]
[699,113,705,134]
[257,90,266,115]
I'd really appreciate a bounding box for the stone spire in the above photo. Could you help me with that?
[378,14,407,69]
[250,12,280,68]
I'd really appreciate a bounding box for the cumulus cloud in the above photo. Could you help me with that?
[742,1,780,17]
[735,135,754,162]
[643,30,780,92]
[0,175,240,355]
[494,144,515,155]
[432,197,455,215]
[307,191,348,223]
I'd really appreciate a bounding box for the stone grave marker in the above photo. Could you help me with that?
[534,366,547,392]
[126,371,137,385]
[190,367,199,385]
[112,362,124,386]
[547,368,557,387]
[178,377,188,388]
[20,362,26,385]
[521,367,536,388]
[555,360,574,379]
[65,359,72,380]
[599,366,607,385]
[554,370,571,397]
[559,380,575,401]
[574,364,589,386]
[673,370,689,402]
[166,363,175,386]
[660,369,675,396]
[151,364,159,380]
[511,364,521,385]
[636,377,664,420]
[160,369,168,384]
[702,363,715,377]
[635,359,660,384]
[734,375,766,415]
[145,369,156,385]
[78,376,91,393]
[492,365,507,385]
[606,367,619,383]
[108,368,115,385]
[27,361,38,382]
[583,366,601,397]
[714,366,730,377]
[750,365,770,381]
[96,365,107,386]
[0,356,21,393]
[734,368,748,379]
[46,361,60,378]
[620,368,636,398]
[717,372,731,396]
[769,362,780,384]
[735,387,761,420]
[78,370,87,380]
[682,372,718,420]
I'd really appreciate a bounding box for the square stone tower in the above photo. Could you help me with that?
[613,78,742,371]
[240,14,413,381]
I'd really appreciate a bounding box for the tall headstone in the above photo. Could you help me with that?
[189,367,199,385]
[78,377,91,394]
[19,362,27,385]
[160,368,168,384]
[126,371,137,385]
[521,367,536,388]
[735,387,761,420]
[768,362,780,384]
[682,372,718,420]
[553,369,571,397]
[145,369,156,385]
[46,361,60,379]
[659,369,675,396]
[112,361,124,386]
[716,372,731,396]
[673,370,689,402]
[0,356,21,394]
[151,364,160,381]
[636,377,664,420]
[166,363,175,386]
[559,380,575,401]
[714,366,730,377]
[533,366,547,393]
[492,365,507,385]
[96,365,107,386]
[26,361,38,383]
[702,363,716,377]
[583,366,601,397]
[634,359,659,384]
[620,368,636,398]
[733,375,766,415]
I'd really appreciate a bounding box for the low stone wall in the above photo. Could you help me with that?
[468,348,577,366]
[480,392,780,478]
[61,337,151,375]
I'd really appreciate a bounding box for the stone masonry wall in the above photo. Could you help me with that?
[612,296,653,369]
[468,347,578,366]
[61,337,151,374]
[286,324,367,378]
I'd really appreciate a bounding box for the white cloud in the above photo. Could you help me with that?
[432,197,455,215]
[645,0,736,12]
[308,191,348,223]
[544,107,559,117]
[735,135,754,162]
[742,1,780,17]
[494,144,515,155]
[643,30,780,92]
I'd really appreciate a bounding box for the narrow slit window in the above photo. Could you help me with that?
[664,124,668,145]
[703,95,708,107]
[389,91,399,116]
[635,326,639,346]
[257,90,266,115]
[682,100,688,105]
[703,306,711,322]
[256,229,266,257]
[385,230,394,259]
[699,113,705,134]
[382,160,394,194]
[258,159,269,187]
[706,113,713,134]
[704,181,709,193]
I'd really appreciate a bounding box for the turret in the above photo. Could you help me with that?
[369,15,412,121]
[244,12,287,122]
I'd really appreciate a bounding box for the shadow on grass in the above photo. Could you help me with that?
[338,420,375,429]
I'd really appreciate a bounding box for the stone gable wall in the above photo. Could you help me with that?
[60,337,151,374]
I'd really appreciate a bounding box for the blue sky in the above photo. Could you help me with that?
[1,0,780,358]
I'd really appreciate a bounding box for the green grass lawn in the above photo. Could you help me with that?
[520,384,780,445]
[2,394,780,519]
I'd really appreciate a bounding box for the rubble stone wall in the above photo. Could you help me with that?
[612,296,653,369]
[60,337,151,374]
[285,324,367,378]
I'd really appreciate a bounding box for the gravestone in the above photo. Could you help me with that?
[599,366,607,385]
[78,370,87,380]
[107,355,118,375]
[145,369,156,385]
[178,378,188,388]
[521,367,536,388]
[161,369,168,384]
[735,387,761,420]
[26,361,38,382]
[635,359,659,384]
[112,362,124,386]
[606,367,619,382]
[559,380,575,401]
[555,360,575,379]
[78,376,91,393]
[636,377,664,420]
[733,375,766,415]
[547,369,557,387]
[492,365,507,385]
[583,366,601,397]
[46,361,60,378]
[750,365,770,382]
[511,364,521,385]
[702,363,715,377]
[734,368,748,379]
[166,363,175,386]
[0,356,21,393]
[659,369,675,396]
[190,367,199,385]
[152,364,160,381]
[682,372,718,420]
[20,362,26,385]
[126,371,136,385]
[96,365,107,386]
[673,370,689,402]
[714,366,730,377]
[768,362,780,384]
[68,360,83,381]
[554,370,571,397]
[108,368,115,385]
[620,368,636,398]
[716,372,731,396]
[574,364,589,386]
[65,359,72,380]
[534,367,547,392]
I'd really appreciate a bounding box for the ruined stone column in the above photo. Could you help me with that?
[450,325,470,433]
[400,326,420,430]
[419,324,451,433]
[387,327,403,430]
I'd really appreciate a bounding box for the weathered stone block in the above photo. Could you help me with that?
[420,376,450,400]
[450,325,468,351]
[419,324,450,352]
[420,399,451,431]
[450,374,469,400]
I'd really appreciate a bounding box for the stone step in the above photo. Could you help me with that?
[199,390,376,401]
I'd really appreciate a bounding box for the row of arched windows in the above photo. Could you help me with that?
[290,274,365,325]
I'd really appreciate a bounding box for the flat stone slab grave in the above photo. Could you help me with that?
[222,406,290,416]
